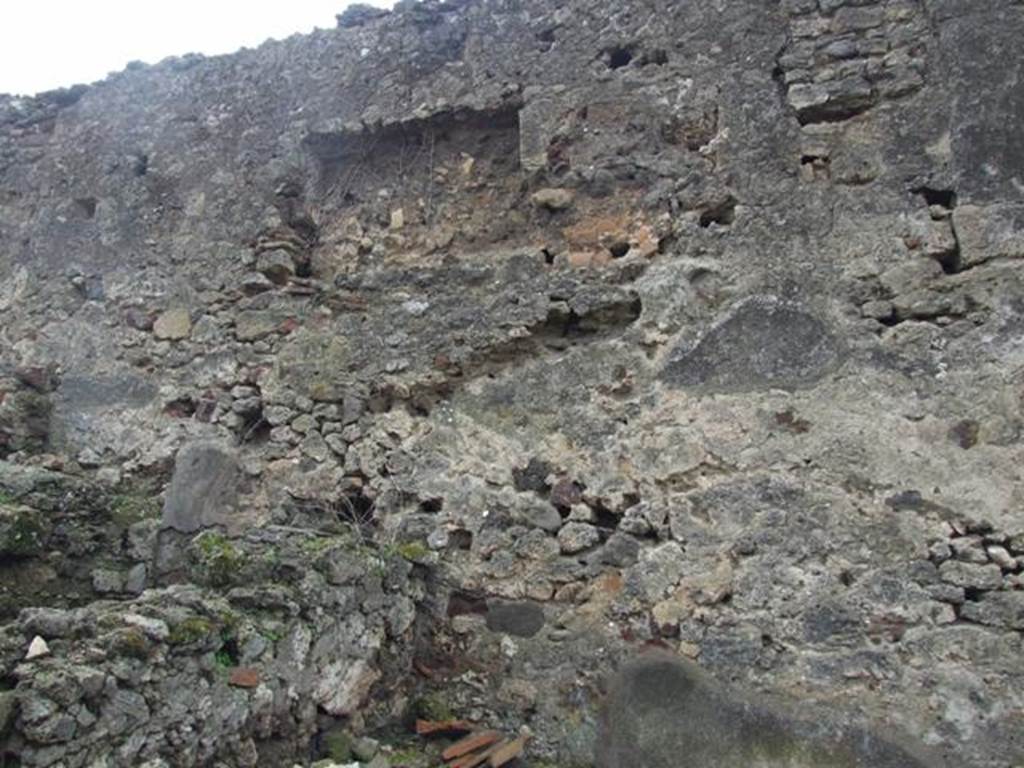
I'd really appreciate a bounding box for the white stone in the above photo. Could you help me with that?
[26,635,50,660]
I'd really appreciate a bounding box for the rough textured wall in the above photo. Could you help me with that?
[1,0,1023,766]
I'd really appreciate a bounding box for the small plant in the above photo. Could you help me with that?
[388,746,427,767]
[213,625,241,674]
[410,693,453,722]
[259,626,283,644]
[192,531,245,587]
[323,730,353,763]
[0,507,48,557]
[213,649,235,671]
[301,535,340,556]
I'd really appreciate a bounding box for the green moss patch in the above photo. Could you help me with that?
[0,506,49,558]
[168,617,216,646]
[191,532,245,587]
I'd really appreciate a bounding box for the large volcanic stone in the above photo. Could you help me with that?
[662,296,841,392]
[596,654,944,768]
[161,441,240,533]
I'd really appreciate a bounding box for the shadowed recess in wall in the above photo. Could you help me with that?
[301,105,521,205]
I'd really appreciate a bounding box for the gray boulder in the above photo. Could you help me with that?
[161,442,240,533]
[596,654,945,768]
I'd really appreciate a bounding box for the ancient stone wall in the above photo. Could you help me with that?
[1,0,1023,766]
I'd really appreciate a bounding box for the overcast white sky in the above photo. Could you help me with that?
[0,1,393,96]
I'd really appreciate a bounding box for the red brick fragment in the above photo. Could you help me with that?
[228,668,260,688]
[442,730,501,761]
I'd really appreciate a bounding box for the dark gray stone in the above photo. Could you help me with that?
[941,6,1024,203]
[597,654,945,768]
[336,4,390,28]
[596,533,640,567]
[959,592,1024,630]
[485,601,545,638]
[516,499,563,533]
[0,690,16,737]
[662,297,841,392]
[161,442,240,533]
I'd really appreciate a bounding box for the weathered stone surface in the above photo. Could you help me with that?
[662,297,841,392]
[598,655,945,768]
[0,377,51,457]
[959,592,1024,630]
[558,522,601,554]
[160,442,240,533]
[152,308,192,340]
[485,601,546,638]
[531,188,574,212]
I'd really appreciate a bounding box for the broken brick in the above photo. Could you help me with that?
[488,736,527,767]
[227,668,260,688]
[442,730,501,761]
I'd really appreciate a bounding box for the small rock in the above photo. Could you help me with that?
[950,536,988,564]
[938,560,1002,591]
[531,188,574,211]
[91,568,124,594]
[96,466,122,486]
[153,308,192,340]
[652,597,688,635]
[26,635,50,660]
[124,307,155,331]
[986,545,1017,570]
[926,583,965,604]
[558,521,601,554]
[232,396,262,416]
[123,613,169,641]
[352,736,380,762]
[240,272,274,295]
[550,478,583,508]
[256,249,295,284]
[336,3,389,27]
[597,533,640,567]
[291,414,316,434]
[427,528,450,550]
[619,510,653,537]
[567,503,596,523]
[325,433,348,456]
[342,396,364,425]
[958,592,1024,630]
[270,425,299,444]
[517,499,562,532]
[486,601,546,638]
[264,405,295,426]
[21,608,73,638]
[928,541,952,564]
[77,447,103,468]
[300,431,330,463]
